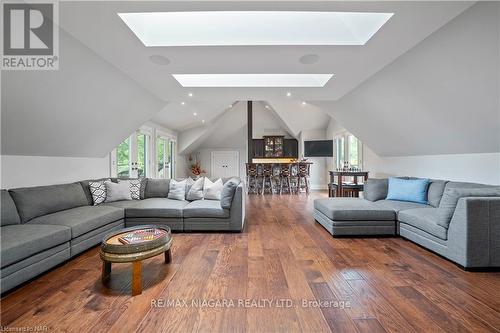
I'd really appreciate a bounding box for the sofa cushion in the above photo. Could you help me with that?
[9,183,89,223]
[363,178,388,202]
[27,205,124,238]
[220,178,240,209]
[144,179,170,198]
[372,200,430,212]
[314,198,395,221]
[427,180,448,208]
[1,190,20,226]
[184,200,230,218]
[386,177,430,204]
[125,198,188,218]
[437,187,500,229]
[1,224,71,267]
[102,200,141,209]
[399,208,448,240]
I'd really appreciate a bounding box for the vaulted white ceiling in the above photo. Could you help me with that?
[54,0,473,133]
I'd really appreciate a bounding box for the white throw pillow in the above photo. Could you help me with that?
[118,179,141,200]
[168,179,187,201]
[203,178,223,200]
[89,179,110,205]
[104,181,132,202]
[186,177,204,201]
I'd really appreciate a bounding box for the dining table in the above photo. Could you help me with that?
[329,170,369,197]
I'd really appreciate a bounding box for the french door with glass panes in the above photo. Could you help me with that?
[333,133,363,170]
[156,136,175,179]
[115,130,152,178]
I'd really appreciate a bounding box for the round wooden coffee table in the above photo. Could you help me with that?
[100,225,172,296]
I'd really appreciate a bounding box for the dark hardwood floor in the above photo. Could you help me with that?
[2,191,500,332]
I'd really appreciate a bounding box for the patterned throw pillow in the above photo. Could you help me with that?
[118,179,141,200]
[89,179,110,205]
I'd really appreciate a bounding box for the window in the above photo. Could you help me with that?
[136,132,150,178]
[348,135,361,168]
[116,137,131,177]
[335,136,345,169]
[334,132,363,170]
[156,136,175,179]
[112,127,175,179]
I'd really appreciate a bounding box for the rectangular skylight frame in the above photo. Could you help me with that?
[118,11,393,46]
[171,74,334,87]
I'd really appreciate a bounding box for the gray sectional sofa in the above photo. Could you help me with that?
[314,178,500,269]
[1,177,245,293]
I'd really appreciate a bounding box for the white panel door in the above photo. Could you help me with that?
[211,151,239,179]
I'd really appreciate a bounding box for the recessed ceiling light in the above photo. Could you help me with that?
[149,55,170,65]
[188,92,193,97]
[181,101,185,105]
[265,105,270,109]
[302,101,307,106]
[228,104,232,108]
[202,119,205,123]
[172,74,333,87]
[119,11,393,46]
[299,54,320,65]
[286,92,292,97]
[193,112,197,116]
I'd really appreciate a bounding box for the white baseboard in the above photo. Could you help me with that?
[310,184,328,190]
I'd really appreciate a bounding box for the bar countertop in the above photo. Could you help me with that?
[250,158,313,164]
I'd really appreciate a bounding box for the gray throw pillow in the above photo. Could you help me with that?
[186,177,204,201]
[168,179,187,201]
[118,179,141,200]
[437,187,500,228]
[104,181,132,203]
[144,179,170,198]
[220,178,240,209]
[363,178,388,201]
[427,180,448,207]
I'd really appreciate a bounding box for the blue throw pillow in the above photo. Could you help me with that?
[386,177,430,204]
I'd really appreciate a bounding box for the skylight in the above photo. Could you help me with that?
[118,11,393,46]
[171,74,334,87]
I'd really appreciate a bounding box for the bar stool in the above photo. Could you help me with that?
[261,164,274,195]
[289,163,299,194]
[272,164,281,194]
[279,164,292,194]
[246,163,259,194]
[297,163,310,195]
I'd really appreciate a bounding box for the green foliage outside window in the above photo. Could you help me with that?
[117,138,130,177]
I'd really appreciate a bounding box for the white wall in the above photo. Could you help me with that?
[300,129,329,189]
[253,102,293,138]
[1,155,110,189]
[364,149,500,185]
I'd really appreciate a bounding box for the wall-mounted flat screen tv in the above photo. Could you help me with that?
[304,140,333,157]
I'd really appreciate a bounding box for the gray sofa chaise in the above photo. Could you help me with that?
[1,177,245,293]
[314,178,500,269]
